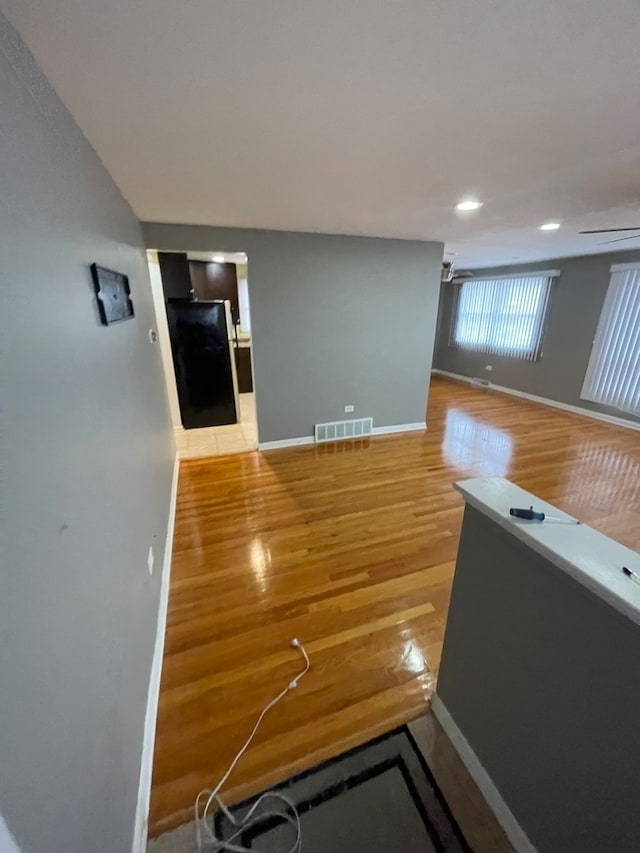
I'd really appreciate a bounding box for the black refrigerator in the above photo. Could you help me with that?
[166,299,238,428]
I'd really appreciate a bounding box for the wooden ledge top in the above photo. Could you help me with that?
[454,477,640,627]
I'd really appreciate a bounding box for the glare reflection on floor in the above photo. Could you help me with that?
[402,639,427,675]
[249,537,272,593]
[442,408,513,476]
[565,443,640,509]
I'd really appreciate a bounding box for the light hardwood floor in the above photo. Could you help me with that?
[409,712,515,852]
[149,376,640,837]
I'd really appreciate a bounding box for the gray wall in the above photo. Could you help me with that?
[434,250,640,424]
[438,506,640,853]
[0,15,175,853]
[142,223,444,443]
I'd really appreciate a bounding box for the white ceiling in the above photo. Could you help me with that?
[3,0,640,267]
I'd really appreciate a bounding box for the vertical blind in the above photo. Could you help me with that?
[581,264,640,415]
[452,272,555,361]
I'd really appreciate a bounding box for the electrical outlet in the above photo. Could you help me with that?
[147,546,154,575]
[149,329,158,343]
[344,404,355,413]
[485,364,493,372]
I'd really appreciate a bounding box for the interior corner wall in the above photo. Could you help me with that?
[141,223,444,443]
[148,252,183,430]
[433,250,640,425]
[0,14,175,853]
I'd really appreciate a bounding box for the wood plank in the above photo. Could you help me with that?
[149,376,640,837]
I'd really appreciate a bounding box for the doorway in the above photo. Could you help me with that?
[147,249,258,458]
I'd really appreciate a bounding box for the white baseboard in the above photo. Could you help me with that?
[131,454,180,853]
[173,427,184,460]
[258,435,315,451]
[432,369,640,432]
[431,695,536,853]
[258,422,427,451]
[371,421,426,436]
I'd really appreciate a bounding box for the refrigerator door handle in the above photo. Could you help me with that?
[224,300,240,420]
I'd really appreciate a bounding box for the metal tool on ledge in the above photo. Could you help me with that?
[509,506,581,525]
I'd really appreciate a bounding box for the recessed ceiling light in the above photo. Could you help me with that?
[212,254,225,263]
[456,199,483,211]
[538,222,560,231]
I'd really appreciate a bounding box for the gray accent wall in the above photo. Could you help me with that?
[1,15,175,853]
[433,250,640,425]
[438,505,640,853]
[142,223,444,443]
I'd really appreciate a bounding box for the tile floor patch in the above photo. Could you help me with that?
[174,393,257,458]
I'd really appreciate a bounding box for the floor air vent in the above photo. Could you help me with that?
[315,417,373,443]
[471,377,491,387]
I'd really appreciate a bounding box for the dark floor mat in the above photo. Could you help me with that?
[149,726,470,853]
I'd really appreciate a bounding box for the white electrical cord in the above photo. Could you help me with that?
[194,639,310,852]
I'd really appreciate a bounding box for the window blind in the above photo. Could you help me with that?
[451,272,554,361]
[581,264,640,415]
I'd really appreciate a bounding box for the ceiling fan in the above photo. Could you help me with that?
[580,227,640,245]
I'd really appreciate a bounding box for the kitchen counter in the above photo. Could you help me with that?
[234,339,253,392]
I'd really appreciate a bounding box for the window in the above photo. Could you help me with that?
[581,264,640,415]
[451,272,556,361]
